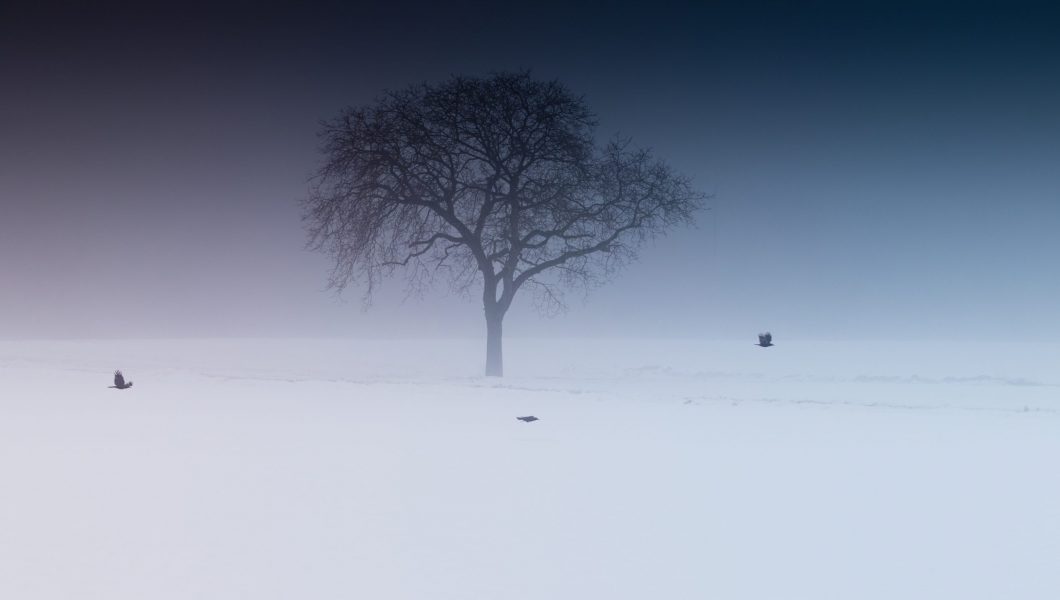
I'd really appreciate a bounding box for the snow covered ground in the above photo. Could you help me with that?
[1,338,1057,599]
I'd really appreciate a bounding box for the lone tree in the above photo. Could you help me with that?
[304,72,706,376]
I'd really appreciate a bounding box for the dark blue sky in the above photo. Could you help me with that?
[2,1,1059,339]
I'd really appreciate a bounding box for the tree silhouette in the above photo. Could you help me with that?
[304,72,706,376]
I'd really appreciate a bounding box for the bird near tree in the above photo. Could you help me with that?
[303,71,707,376]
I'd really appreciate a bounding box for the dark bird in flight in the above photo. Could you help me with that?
[757,332,774,347]
[109,370,133,389]
[516,416,539,423]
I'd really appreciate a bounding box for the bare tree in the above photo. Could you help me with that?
[304,72,706,376]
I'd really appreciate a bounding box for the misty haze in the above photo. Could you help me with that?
[2,2,1059,599]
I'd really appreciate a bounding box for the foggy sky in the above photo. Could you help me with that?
[2,1,1060,340]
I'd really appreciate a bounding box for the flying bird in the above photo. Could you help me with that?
[109,370,134,389]
[516,416,539,422]
[757,332,774,347]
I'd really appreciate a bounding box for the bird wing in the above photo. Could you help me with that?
[114,370,125,387]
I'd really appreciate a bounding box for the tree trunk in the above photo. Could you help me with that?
[484,308,504,377]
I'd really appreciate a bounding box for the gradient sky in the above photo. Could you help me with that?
[2,1,1059,340]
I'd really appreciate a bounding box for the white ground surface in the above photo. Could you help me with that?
[1,338,1057,599]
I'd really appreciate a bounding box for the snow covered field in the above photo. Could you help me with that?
[1,338,1057,599]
